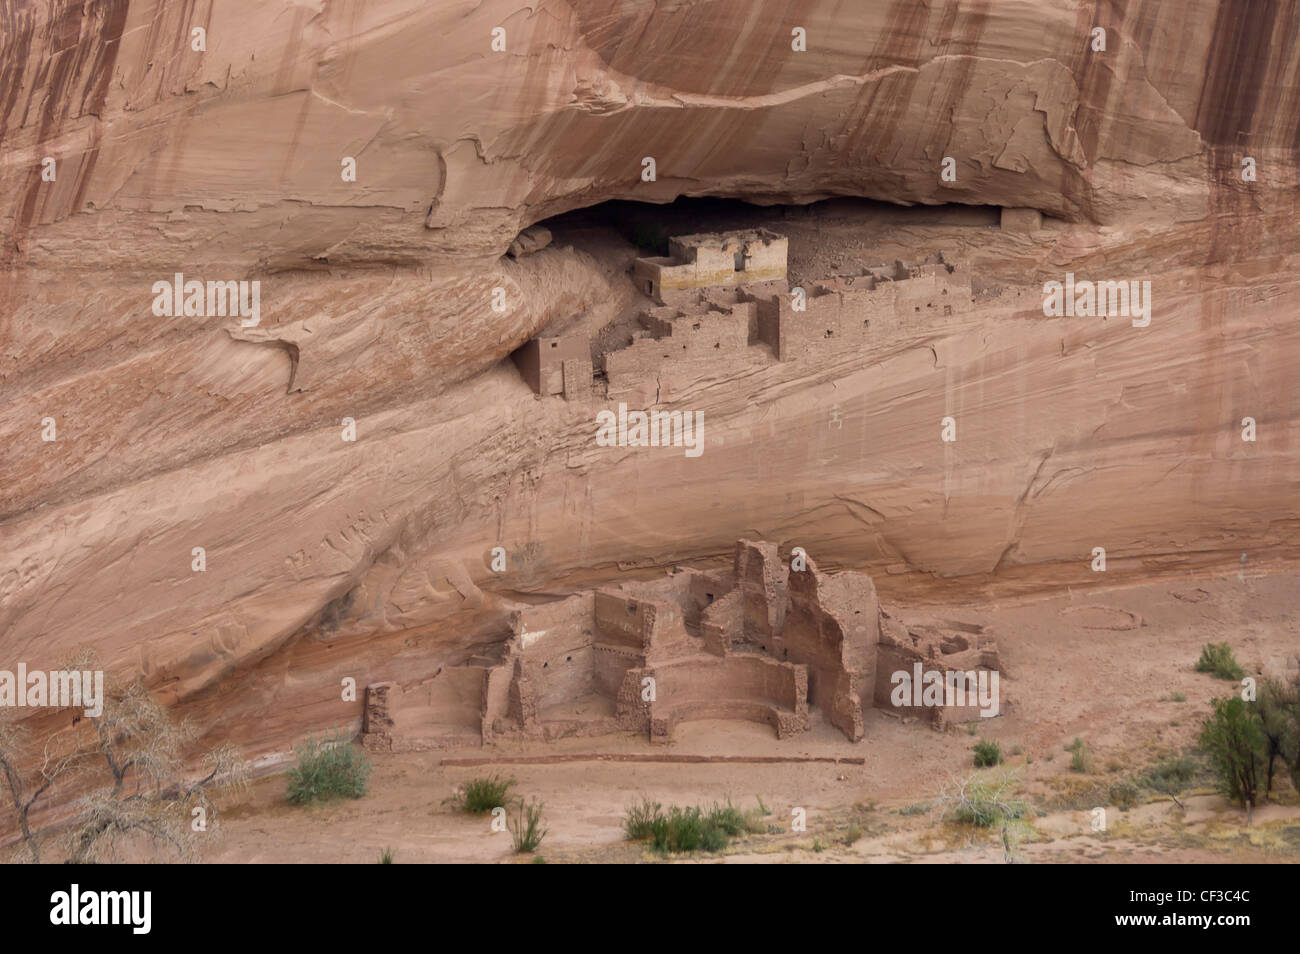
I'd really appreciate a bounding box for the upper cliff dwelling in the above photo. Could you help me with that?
[3,0,1300,880]
[509,196,1021,403]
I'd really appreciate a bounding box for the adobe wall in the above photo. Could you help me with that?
[512,592,595,645]
[633,229,788,303]
[481,664,513,740]
[594,643,642,696]
[593,590,674,649]
[628,654,809,741]
[366,541,988,751]
[362,665,488,752]
[645,305,751,357]
[781,552,880,741]
[699,587,743,655]
[873,613,1002,727]
[771,282,881,360]
[685,569,737,631]
[735,539,788,648]
[604,299,755,402]
[650,653,804,708]
[521,640,595,711]
[616,568,734,632]
[512,334,589,396]
[892,264,973,320]
[770,262,973,360]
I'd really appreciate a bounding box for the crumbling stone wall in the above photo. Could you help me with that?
[366,541,991,750]
[512,333,592,398]
[873,611,1002,728]
[734,539,788,651]
[780,551,879,741]
[629,655,809,743]
[633,228,788,303]
[593,590,663,649]
[768,261,973,360]
[603,297,758,403]
[361,663,492,752]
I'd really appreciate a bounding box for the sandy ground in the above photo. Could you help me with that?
[206,566,1300,863]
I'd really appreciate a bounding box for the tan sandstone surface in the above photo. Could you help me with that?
[1,1,1299,845]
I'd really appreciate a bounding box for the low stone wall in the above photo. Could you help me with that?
[362,667,489,752]
[628,653,808,742]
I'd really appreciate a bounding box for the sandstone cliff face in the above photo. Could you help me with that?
[1,1,1298,765]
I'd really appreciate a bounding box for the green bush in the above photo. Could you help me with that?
[708,801,749,837]
[623,798,662,840]
[379,847,394,864]
[1109,779,1140,811]
[1199,696,1265,808]
[973,739,1003,767]
[1144,754,1199,795]
[446,774,516,815]
[509,798,548,853]
[1196,643,1246,681]
[1066,737,1096,774]
[1252,677,1300,797]
[623,799,755,853]
[285,734,371,804]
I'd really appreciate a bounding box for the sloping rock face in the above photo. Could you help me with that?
[2,1,1299,769]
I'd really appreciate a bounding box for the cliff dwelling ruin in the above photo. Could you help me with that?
[512,211,979,406]
[5,0,1300,875]
[362,541,1001,752]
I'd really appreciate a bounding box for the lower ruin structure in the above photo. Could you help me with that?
[362,541,1002,751]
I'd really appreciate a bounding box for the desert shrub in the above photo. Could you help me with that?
[1066,737,1096,774]
[379,847,394,864]
[1109,779,1140,810]
[946,775,1029,829]
[623,798,662,840]
[1196,643,1245,680]
[1170,691,1187,702]
[652,807,722,853]
[708,801,749,837]
[843,825,864,846]
[509,799,548,853]
[973,739,1003,767]
[624,800,751,853]
[285,734,371,804]
[899,802,930,816]
[1199,697,1265,808]
[446,774,516,815]
[1144,754,1200,797]
[1252,678,1300,796]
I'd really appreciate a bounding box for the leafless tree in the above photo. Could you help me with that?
[0,653,247,863]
